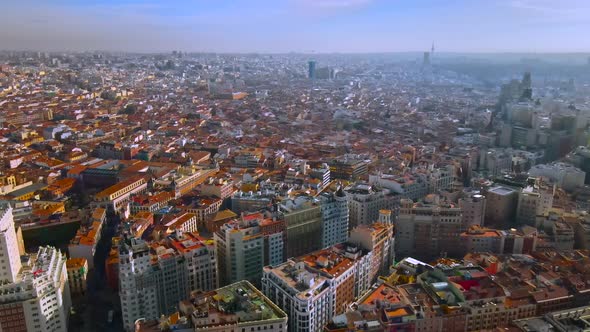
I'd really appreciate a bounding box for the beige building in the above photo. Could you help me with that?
[395,196,464,260]
[66,257,88,296]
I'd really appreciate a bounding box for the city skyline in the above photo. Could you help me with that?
[2,0,590,53]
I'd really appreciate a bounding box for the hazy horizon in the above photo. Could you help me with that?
[2,0,590,53]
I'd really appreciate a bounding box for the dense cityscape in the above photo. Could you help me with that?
[0,49,589,332]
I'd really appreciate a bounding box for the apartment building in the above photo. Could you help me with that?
[199,177,235,199]
[262,256,347,332]
[66,257,88,296]
[344,183,399,229]
[458,191,486,227]
[395,196,464,260]
[215,212,285,287]
[118,228,219,330]
[68,219,103,269]
[94,176,148,213]
[262,242,381,332]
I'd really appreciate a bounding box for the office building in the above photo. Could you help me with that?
[529,162,586,192]
[348,217,395,280]
[395,195,464,260]
[423,51,431,66]
[279,195,323,258]
[308,60,316,79]
[119,237,187,331]
[516,183,554,226]
[214,212,285,287]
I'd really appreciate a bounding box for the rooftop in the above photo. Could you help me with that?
[189,280,286,328]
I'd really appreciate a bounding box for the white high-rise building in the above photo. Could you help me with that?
[319,190,349,248]
[0,205,21,283]
[0,205,71,332]
[119,238,158,331]
[119,232,218,331]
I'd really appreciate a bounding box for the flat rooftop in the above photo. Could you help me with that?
[489,186,516,196]
[191,280,286,327]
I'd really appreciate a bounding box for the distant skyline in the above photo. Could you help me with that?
[2,0,590,53]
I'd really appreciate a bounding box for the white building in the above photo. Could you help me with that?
[0,205,71,332]
[344,183,399,229]
[262,250,364,332]
[480,148,513,176]
[0,205,22,283]
[529,162,586,192]
[93,176,148,214]
[118,231,218,331]
[199,177,234,199]
[516,183,555,226]
[319,190,349,248]
[369,173,428,201]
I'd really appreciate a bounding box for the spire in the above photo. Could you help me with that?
[431,41,435,54]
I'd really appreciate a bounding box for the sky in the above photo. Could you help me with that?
[1,0,590,53]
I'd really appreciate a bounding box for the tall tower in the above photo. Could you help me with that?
[521,71,532,100]
[0,205,21,283]
[308,60,316,79]
[423,52,431,66]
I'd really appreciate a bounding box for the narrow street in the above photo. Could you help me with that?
[69,213,124,332]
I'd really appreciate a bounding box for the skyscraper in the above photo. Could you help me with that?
[308,60,316,79]
[423,52,431,66]
[521,71,532,100]
[0,205,71,332]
